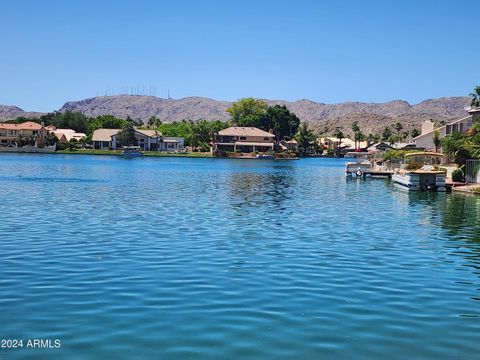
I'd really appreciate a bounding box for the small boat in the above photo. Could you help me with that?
[121,146,143,157]
[392,152,446,192]
[345,153,373,176]
[256,154,275,160]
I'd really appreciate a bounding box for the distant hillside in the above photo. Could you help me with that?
[1,95,471,137]
[0,105,45,121]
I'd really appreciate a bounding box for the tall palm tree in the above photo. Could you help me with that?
[470,85,480,108]
[433,130,441,153]
[394,122,403,146]
[333,127,344,149]
[351,122,360,149]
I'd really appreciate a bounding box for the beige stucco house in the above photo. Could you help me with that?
[0,121,47,146]
[51,129,87,143]
[414,108,480,150]
[92,128,184,151]
[319,137,367,150]
[213,127,275,153]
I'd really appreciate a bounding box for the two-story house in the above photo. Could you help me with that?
[213,127,275,154]
[0,121,47,146]
[92,128,184,151]
[414,108,480,149]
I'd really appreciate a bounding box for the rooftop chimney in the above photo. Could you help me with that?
[421,120,434,135]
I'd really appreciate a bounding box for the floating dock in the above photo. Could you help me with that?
[345,169,393,178]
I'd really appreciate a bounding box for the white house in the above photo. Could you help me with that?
[319,137,368,150]
[52,129,87,143]
[414,108,480,149]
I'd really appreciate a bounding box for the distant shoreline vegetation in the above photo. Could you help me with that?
[3,97,320,155]
[3,112,228,150]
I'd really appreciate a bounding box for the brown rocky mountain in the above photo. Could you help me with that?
[0,105,45,121]
[1,95,471,137]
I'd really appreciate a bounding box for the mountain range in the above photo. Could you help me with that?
[0,95,471,136]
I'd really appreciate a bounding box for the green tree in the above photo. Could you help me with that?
[441,132,470,165]
[88,115,127,136]
[117,122,136,146]
[433,130,441,152]
[333,127,344,148]
[45,132,57,146]
[470,85,480,108]
[16,134,24,147]
[259,105,300,142]
[227,98,268,127]
[147,116,162,128]
[351,121,360,149]
[394,122,403,145]
[411,128,421,138]
[58,111,89,133]
[382,126,392,142]
[366,133,375,146]
[295,122,315,156]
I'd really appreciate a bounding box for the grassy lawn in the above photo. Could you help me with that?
[143,151,212,158]
[56,149,123,156]
[55,149,213,158]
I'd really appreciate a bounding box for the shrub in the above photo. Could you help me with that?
[451,169,464,182]
[56,143,67,151]
[406,161,422,170]
[198,142,210,152]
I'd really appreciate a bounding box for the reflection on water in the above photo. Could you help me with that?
[1,154,480,359]
[227,168,296,212]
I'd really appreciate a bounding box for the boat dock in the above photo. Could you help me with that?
[345,169,393,178]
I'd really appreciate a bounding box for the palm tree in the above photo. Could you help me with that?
[295,123,315,156]
[333,127,344,149]
[433,130,441,152]
[382,126,392,142]
[351,122,360,149]
[394,122,403,145]
[366,133,375,147]
[470,85,480,108]
[441,132,469,164]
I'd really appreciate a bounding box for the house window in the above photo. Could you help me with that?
[263,137,270,141]
[240,137,246,140]
[446,125,451,135]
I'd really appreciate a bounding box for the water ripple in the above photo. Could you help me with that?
[0,154,480,359]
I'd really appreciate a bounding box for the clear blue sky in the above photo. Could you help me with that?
[0,0,478,111]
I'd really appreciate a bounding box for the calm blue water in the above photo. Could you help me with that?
[0,154,479,359]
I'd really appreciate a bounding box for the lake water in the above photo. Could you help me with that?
[0,154,479,359]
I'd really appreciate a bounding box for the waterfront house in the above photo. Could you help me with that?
[92,129,120,149]
[414,108,480,150]
[213,127,275,153]
[280,139,299,151]
[52,129,87,143]
[319,137,368,150]
[0,121,47,146]
[366,142,393,152]
[92,128,184,151]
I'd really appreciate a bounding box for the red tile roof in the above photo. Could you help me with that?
[0,121,43,130]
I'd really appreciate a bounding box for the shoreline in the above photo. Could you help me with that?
[0,149,301,160]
